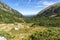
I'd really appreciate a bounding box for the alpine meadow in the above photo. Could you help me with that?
[0,0,60,40]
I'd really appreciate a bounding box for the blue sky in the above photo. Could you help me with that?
[0,0,60,15]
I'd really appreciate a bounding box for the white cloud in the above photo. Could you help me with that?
[35,1,56,8]
[42,1,55,6]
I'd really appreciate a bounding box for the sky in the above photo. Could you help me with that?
[0,0,60,16]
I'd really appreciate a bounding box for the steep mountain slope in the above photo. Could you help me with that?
[0,2,24,23]
[36,2,60,18]
[30,2,60,27]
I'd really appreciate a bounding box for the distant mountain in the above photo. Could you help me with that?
[0,2,24,23]
[24,15,36,18]
[35,2,60,18]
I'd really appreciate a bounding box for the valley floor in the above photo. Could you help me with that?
[0,23,60,40]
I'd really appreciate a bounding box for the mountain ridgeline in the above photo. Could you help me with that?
[0,2,24,23]
[36,2,60,18]
[27,2,60,40]
[30,2,60,27]
[0,1,60,26]
[0,2,60,40]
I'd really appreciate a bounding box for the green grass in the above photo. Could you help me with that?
[0,31,12,40]
[0,24,60,40]
[28,27,60,40]
[0,8,24,23]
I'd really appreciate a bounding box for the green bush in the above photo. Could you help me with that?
[0,31,12,39]
[29,28,60,40]
[31,17,60,27]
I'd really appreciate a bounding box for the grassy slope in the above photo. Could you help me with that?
[0,23,46,40]
[0,23,60,40]
[28,3,60,27]
[0,8,24,23]
[19,3,60,40]
[0,2,60,40]
[0,2,24,23]
[36,3,60,17]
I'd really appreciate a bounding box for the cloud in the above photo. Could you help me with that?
[35,1,56,8]
[42,1,56,6]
